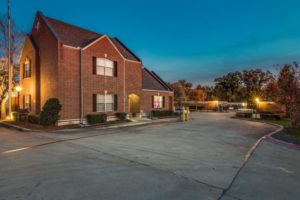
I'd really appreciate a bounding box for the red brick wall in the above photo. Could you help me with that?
[57,45,80,120]
[19,37,37,114]
[31,14,59,112]
[141,90,174,113]
[81,36,142,117]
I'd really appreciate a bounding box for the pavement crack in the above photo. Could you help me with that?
[71,142,225,192]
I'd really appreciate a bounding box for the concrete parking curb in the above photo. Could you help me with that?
[0,121,31,132]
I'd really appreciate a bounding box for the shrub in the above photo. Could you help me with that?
[236,112,252,118]
[40,98,62,126]
[87,113,107,124]
[116,112,127,121]
[28,115,40,124]
[151,110,175,117]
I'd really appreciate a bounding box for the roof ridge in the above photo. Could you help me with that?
[44,15,102,36]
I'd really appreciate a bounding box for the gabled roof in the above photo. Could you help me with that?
[37,11,141,62]
[142,67,173,92]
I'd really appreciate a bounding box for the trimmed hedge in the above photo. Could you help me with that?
[28,115,40,124]
[151,110,175,117]
[116,112,127,121]
[87,114,107,124]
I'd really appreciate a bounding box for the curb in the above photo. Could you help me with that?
[0,121,31,132]
[234,117,300,151]
[264,127,300,151]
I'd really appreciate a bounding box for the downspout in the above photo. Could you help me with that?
[80,48,84,126]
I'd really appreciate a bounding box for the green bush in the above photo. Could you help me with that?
[260,113,281,120]
[151,110,175,117]
[116,112,127,121]
[87,113,107,124]
[28,115,40,124]
[40,98,62,126]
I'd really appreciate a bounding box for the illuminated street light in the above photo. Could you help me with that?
[255,98,260,103]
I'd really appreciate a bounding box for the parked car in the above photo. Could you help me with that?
[174,108,183,115]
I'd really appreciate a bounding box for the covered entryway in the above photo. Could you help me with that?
[128,94,140,117]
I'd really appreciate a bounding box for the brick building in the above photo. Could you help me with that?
[20,12,173,125]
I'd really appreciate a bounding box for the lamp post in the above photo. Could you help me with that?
[15,85,22,110]
[7,0,13,119]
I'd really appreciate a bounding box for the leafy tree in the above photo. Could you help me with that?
[277,63,300,128]
[240,69,272,106]
[214,71,244,102]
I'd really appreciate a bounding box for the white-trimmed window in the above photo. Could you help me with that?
[153,96,164,109]
[96,58,114,76]
[23,58,31,78]
[95,94,115,112]
[23,94,31,111]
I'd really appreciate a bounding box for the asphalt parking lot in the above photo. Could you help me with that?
[0,113,299,200]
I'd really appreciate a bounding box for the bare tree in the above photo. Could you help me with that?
[0,14,24,118]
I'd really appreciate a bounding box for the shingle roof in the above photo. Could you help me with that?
[38,12,141,62]
[142,68,172,91]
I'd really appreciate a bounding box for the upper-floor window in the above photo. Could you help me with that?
[93,57,117,77]
[23,58,31,78]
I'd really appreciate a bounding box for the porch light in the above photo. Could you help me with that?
[15,85,22,92]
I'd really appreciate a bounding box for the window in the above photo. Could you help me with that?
[23,58,31,78]
[95,94,115,112]
[153,96,164,109]
[23,94,31,111]
[96,58,114,76]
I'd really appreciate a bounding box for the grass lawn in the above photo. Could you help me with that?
[248,118,300,137]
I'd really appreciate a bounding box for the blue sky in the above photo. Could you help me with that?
[1,0,300,85]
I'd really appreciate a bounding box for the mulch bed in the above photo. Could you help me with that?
[4,119,132,132]
[272,128,300,145]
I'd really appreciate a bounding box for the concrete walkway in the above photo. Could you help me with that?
[0,113,299,200]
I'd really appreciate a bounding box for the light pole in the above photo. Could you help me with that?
[7,0,12,119]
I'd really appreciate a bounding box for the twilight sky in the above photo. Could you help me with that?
[1,0,300,85]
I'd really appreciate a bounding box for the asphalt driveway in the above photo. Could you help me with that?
[0,113,299,200]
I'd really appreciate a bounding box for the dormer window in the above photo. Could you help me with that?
[93,57,117,77]
[23,58,31,78]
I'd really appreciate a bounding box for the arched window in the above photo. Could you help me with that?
[96,58,114,76]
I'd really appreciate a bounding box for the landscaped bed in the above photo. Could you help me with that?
[243,118,300,145]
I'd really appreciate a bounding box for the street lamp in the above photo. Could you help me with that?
[15,85,22,110]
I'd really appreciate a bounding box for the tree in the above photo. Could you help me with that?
[168,80,193,102]
[277,63,300,128]
[240,69,272,106]
[189,88,206,101]
[214,71,244,102]
[0,14,24,118]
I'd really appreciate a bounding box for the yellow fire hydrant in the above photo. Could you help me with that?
[185,107,190,121]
